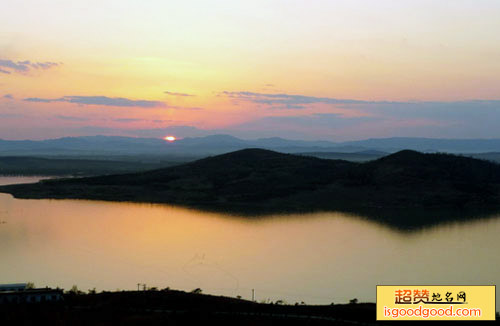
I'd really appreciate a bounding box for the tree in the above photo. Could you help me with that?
[191,288,203,294]
[67,285,83,295]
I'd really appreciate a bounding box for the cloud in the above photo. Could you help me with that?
[113,118,176,123]
[9,88,500,141]
[113,118,144,123]
[126,125,211,138]
[220,91,500,123]
[29,62,59,69]
[0,60,30,72]
[167,105,204,111]
[367,100,499,119]
[220,91,381,109]
[24,95,166,108]
[3,94,13,99]
[218,97,500,139]
[233,113,378,133]
[0,59,60,74]
[0,113,24,119]
[55,115,89,121]
[71,125,203,138]
[63,96,166,107]
[164,91,195,97]
[25,97,53,103]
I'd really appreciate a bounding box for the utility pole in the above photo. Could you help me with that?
[252,289,255,302]
[137,283,141,291]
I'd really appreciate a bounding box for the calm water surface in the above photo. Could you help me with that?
[0,176,499,305]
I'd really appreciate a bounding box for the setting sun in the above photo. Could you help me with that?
[164,136,176,142]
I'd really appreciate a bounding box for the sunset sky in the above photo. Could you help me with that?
[1,0,500,140]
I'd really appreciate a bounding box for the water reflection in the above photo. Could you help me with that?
[0,177,499,308]
[0,176,50,186]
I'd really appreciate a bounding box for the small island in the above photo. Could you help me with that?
[1,149,500,229]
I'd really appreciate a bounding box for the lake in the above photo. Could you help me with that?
[0,176,499,306]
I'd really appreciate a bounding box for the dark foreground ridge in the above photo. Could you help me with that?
[1,288,494,326]
[1,148,500,229]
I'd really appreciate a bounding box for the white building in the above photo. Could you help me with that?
[0,283,27,292]
[0,283,64,304]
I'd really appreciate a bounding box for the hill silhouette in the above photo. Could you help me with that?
[1,149,500,229]
[0,156,181,176]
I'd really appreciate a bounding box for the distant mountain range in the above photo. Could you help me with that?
[2,148,500,229]
[2,134,500,156]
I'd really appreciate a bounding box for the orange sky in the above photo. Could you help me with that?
[1,1,500,140]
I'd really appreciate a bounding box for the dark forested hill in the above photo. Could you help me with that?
[1,149,500,228]
[0,156,182,176]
